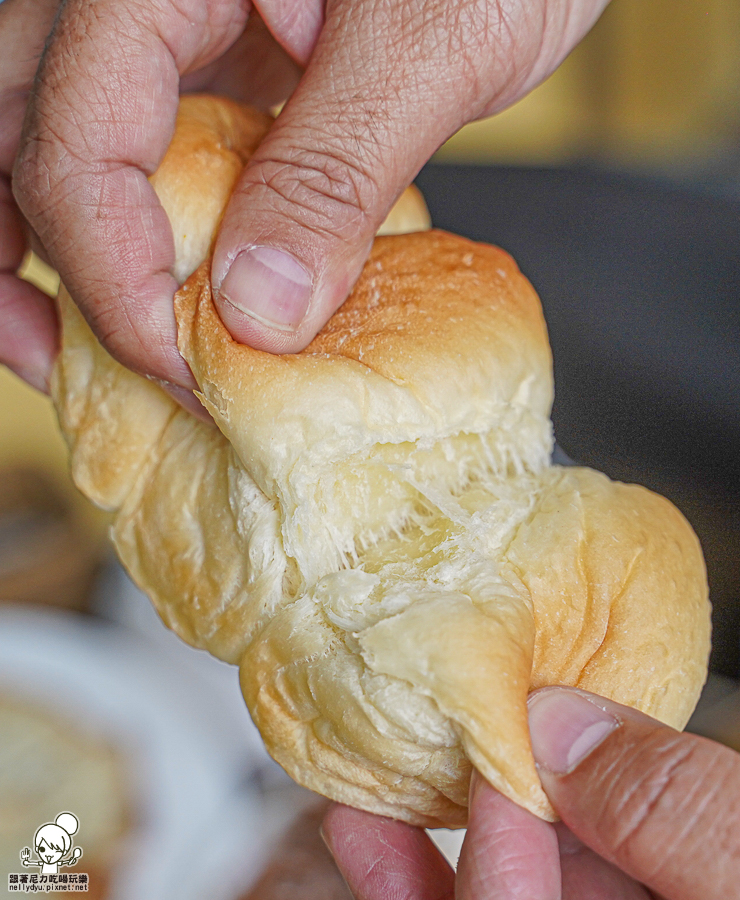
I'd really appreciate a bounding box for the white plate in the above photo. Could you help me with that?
[0,592,272,900]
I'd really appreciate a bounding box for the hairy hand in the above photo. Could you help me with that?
[10,0,609,397]
[323,687,740,899]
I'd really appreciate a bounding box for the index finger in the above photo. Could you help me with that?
[322,804,455,900]
[456,773,561,900]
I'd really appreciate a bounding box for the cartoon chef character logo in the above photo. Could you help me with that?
[20,812,83,875]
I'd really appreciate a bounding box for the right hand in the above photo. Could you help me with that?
[9,0,610,403]
[324,687,740,899]
[20,847,30,866]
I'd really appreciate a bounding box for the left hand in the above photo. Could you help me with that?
[323,687,740,899]
[0,0,301,393]
[0,0,60,391]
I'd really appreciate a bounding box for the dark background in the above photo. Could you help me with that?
[417,164,740,675]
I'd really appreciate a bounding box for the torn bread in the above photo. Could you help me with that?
[52,95,710,827]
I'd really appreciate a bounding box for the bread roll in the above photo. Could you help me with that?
[51,95,710,827]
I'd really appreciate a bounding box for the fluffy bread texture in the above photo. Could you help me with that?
[52,95,710,827]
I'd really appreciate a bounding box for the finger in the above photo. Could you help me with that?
[0,276,58,392]
[211,0,610,353]
[1,179,58,392]
[456,772,560,900]
[156,380,214,424]
[179,12,302,112]
[253,0,324,67]
[13,0,250,387]
[321,804,455,900]
[555,824,654,900]
[243,799,353,900]
[529,686,740,900]
[0,0,60,172]
[0,0,61,391]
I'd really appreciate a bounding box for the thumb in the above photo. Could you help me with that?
[528,686,740,900]
[210,0,454,352]
[211,0,590,351]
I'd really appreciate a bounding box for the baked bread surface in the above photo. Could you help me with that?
[51,95,710,827]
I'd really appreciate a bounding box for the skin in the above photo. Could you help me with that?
[323,688,740,900]
[0,0,61,392]
[4,0,609,400]
[240,800,353,900]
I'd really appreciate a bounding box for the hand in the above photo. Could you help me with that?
[11,0,610,399]
[2,0,301,398]
[20,847,31,866]
[0,0,61,391]
[242,800,352,900]
[323,686,740,899]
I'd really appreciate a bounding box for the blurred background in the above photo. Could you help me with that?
[1,0,739,896]
[438,0,740,175]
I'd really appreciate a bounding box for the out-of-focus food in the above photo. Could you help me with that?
[0,468,103,610]
[0,696,130,899]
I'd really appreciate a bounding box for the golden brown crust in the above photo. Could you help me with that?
[519,467,709,727]
[175,237,553,586]
[149,95,274,283]
[308,230,546,360]
[51,95,711,828]
[175,228,552,438]
[375,183,431,236]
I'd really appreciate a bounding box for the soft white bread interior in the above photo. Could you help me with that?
[52,95,711,827]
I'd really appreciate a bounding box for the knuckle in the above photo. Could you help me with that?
[600,731,734,877]
[86,293,162,379]
[11,138,48,219]
[248,140,381,242]
[607,734,693,858]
